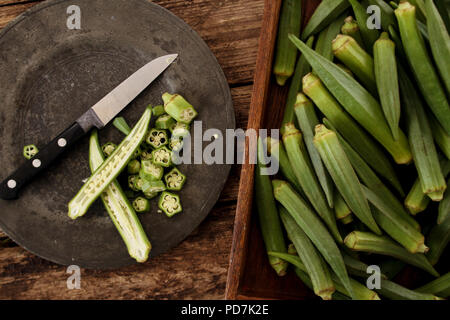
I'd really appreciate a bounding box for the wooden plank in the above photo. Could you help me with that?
[0,0,40,6]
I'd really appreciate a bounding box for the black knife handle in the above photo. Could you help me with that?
[0,122,86,200]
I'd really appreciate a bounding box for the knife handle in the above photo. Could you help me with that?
[0,122,86,200]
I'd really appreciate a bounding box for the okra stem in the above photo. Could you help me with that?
[341,16,365,48]
[344,231,439,277]
[273,0,302,86]
[405,178,431,215]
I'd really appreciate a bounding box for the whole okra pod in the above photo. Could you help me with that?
[348,0,380,51]
[334,192,353,225]
[416,272,450,298]
[428,113,450,160]
[405,178,431,215]
[426,217,450,266]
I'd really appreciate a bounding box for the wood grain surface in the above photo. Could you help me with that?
[0,0,262,299]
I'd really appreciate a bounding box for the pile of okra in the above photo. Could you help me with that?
[256,0,450,300]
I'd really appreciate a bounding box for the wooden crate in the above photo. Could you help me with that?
[225,0,322,300]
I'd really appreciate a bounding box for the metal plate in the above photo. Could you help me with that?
[0,0,234,269]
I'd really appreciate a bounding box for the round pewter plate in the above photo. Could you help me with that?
[0,0,234,269]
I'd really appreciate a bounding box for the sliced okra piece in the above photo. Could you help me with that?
[133,176,145,191]
[140,160,163,181]
[146,128,169,149]
[151,146,172,168]
[158,191,182,217]
[133,197,150,213]
[155,114,176,130]
[142,180,166,194]
[127,159,141,175]
[113,117,131,136]
[162,93,198,124]
[171,122,190,138]
[102,142,117,158]
[164,167,186,191]
[140,150,153,161]
[128,175,140,192]
[152,105,165,117]
[169,137,184,152]
[23,144,39,160]
[143,190,158,200]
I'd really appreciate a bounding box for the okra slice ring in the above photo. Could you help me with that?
[294,93,334,208]
[416,272,450,298]
[282,123,342,243]
[155,114,176,130]
[158,191,182,217]
[101,142,117,158]
[133,176,145,191]
[68,107,152,219]
[399,67,446,201]
[314,125,381,235]
[164,167,186,191]
[341,16,364,48]
[272,0,302,86]
[344,231,439,277]
[140,150,153,161]
[140,159,163,181]
[151,146,173,168]
[169,137,184,152]
[395,2,450,135]
[290,34,413,165]
[128,175,139,192]
[127,159,141,175]
[280,208,335,300]
[146,128,169,149]
[303,73,403,194]
[133,197,150,213]
[425,0,450,95]
[272,180,355,299]
[374,32,401,141]
[23,144,39,160]
[89,130,151,263]
[142,180,166,194]
[255,140,288,276]
[332,34,378,96]
[162,93,198,124]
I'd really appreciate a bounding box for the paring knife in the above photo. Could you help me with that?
[0,54,178,200]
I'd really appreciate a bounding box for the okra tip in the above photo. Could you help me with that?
[331,34,355,55]
[302,72,320,92]
[281,122,302,138]
[343,231,358,250]
[294,93,311,108]
[272,179,288,194]
[428,188,447,202]
[313,124,332,140]
[162,92,175,105]
[275,75,289,87]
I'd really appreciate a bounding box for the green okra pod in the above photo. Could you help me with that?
[273,0,302,86]
[405,178,431,215]
[303,73,403,194]
[409,0,428,22]
[294,93,334,208]
[348,0,380,51]
[426,217,450,265]
[344,231,439,277]
[341,16,365,48]
[290,34,412,165]
[314,14,346,61]
[396,2,450,135]
[301,0,350,40]
[438,178,450,225]
[255,138,288,276]
[434,0,450,32]
[416,272,450,298]
[367,0,397,31]
[374,32,401,141]
[281,36,314,130]
[282,123,342,242]
[272,180,355,299]
[428,113,450,160]
[398,67,447,201]
[377,279,443,300]
[332,34,378,96]
[426,0,450,95]
[280,208,335,299]
[313,125,381,235]
[334,192,353,224]
[362,186,428,254]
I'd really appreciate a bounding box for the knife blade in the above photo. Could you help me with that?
[0,54,178,200]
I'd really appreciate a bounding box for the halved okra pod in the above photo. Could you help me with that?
[416,272,450,298]
[374,32,401,141]
[69,107,152,219]
[281,35,314,130]
[301,0,350,40]
[254,140,288,276]
[332,34,378,96]
[272,180,355,299]
[89,130,151,263]
[323,118,419,231]
[23,144,39,160]
[294,93,334,208]
[164,167,187,191]
[133,197,150,213]
[162,93,198,124]
[290,35,412,165]
[362,186,428,254]
[151,146,172,168]
[282,123,342,242]
[341,16,364,48]
[395,2,450,135]
[273,0,302,86]
[280,207,335,300]
[158,191,182,217]
[348,0,380,51]
[303,73,403,194]
[313,125,381,235]
[146,128,169,149]
[344,231,439,277]
[426,217,450,266]
[425,0,450,95]
[334,192,353,225]
[102,142,117,158]
[398,67,446,201]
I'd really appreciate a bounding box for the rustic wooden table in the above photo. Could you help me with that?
[0,0,263,299]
